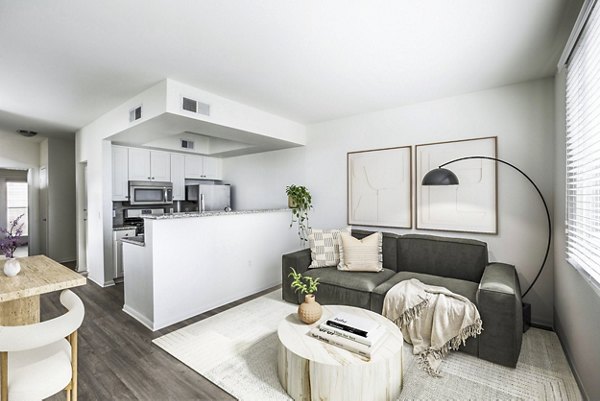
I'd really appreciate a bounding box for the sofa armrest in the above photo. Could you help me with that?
[282,249,311,303]
[476,262,523,367]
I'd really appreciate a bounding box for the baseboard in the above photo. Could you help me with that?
[554,312,590,401]
[122,306,154,331]
[530,322,553,331]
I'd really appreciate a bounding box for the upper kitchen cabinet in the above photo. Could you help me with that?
[202,156,222,180]
[112,145,129,201]
[128,148,171,181]
[150,151,171,181]
[170,153,185,200]
[184,155,222,180]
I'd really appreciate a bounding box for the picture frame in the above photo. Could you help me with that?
[415,136,498,234]
[347,146,412,228]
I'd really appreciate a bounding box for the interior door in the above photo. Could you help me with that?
[39,166,49,256]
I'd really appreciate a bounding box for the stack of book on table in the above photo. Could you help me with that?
[308,312,387,359]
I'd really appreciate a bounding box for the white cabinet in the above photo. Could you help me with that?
[128,148,152,181]
[170,153,185,200]
[203,156,222,180]
[112,146,129,201]
[184,154,203,179]
[128,149,171,182]
[184,155,222,180]
[151,151,171,181]
[113,228,136,279]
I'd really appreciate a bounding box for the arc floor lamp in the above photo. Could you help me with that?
[421,156,551,302]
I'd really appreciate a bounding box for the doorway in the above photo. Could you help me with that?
[0,168,30,258]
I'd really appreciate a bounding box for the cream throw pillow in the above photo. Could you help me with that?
[308,227,350,268]
[338,232,383,272]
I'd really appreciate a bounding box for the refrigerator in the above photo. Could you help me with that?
[185,183,231,211]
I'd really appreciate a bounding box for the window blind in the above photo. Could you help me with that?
[566,1,600,287]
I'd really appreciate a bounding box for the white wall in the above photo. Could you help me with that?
[222,147,307,210]
[553,69,600,401]
[0,132,41,255]
[224,78,556,325]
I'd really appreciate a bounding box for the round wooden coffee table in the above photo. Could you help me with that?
[277,304,403,401]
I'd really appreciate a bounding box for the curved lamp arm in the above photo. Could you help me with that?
[438,156,551,298]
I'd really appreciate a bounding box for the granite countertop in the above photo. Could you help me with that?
[113,225,137,232]
[144,208,290,220]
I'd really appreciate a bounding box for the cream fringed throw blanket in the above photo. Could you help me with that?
[382,279,483,377]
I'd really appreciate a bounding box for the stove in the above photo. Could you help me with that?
[123,208,165,235]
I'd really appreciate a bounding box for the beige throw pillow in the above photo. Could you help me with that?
[338,232,383,272]
[308,227,350,268]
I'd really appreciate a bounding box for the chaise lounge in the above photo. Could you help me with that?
[282,229,523,367]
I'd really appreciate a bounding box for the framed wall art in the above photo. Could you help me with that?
[347,146,412,228]
[416,136,497,234]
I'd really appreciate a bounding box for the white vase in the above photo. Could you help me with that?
[3,257,21,277]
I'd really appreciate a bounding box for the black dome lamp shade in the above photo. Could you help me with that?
[420,155,552,326]
[421,168,460,186]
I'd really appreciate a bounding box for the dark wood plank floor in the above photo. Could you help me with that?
[42,280,279,401]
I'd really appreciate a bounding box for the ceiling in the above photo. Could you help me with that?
[0,0,581,139]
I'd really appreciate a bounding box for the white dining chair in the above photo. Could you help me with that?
[0,289,85,401]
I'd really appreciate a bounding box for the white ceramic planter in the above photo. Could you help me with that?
[3,257,21,277]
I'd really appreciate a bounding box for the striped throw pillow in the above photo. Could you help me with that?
[338,232,383,272]
[308,228,349,268]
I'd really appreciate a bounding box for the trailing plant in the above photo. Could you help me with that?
[285,184,312,243]
[0,214,25,258]
[288,267,319,295]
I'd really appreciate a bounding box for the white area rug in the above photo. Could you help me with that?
[153,290,582,401]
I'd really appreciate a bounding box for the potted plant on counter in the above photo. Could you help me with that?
[289,267,322,324]
[1,214,25,277]
[285,185,312,244]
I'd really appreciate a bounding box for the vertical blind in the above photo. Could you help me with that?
[566,1,600,286]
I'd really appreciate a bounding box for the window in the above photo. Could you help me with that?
[566,2,600,287]
[6,181,28,236]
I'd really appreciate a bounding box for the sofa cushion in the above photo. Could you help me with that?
[302,267,396,310]
[370,271,480,314]
[397,234,488,282]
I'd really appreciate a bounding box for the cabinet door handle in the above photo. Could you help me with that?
[152,177,155,180]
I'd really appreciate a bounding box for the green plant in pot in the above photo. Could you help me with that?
[285,185,312,244]
[289,267,322,324]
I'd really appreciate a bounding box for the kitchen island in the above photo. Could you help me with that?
[121,208,299,330]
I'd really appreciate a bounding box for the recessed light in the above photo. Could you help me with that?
[17,129,38,137]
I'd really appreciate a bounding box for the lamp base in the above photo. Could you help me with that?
[522,303,531,333]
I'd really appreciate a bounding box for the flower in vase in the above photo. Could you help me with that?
[0,214,25,259]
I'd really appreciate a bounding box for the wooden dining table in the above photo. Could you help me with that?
[0,255,86,326]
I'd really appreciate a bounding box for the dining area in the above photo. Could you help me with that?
[0,255,86,401]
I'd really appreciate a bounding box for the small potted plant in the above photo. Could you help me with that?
[285,185,312,245]
[1,214,25,277]
[289,267,322,324]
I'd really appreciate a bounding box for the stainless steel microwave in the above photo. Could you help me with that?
[128,181,173,205]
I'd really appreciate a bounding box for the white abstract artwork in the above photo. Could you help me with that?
[347,146,412,228]
[416,137,497,234]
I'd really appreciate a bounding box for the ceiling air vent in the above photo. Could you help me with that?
[129,105,142,122]
[181,139,195,150]
[181,96,210,116]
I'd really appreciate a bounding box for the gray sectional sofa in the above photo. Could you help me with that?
[282,230,523,367]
